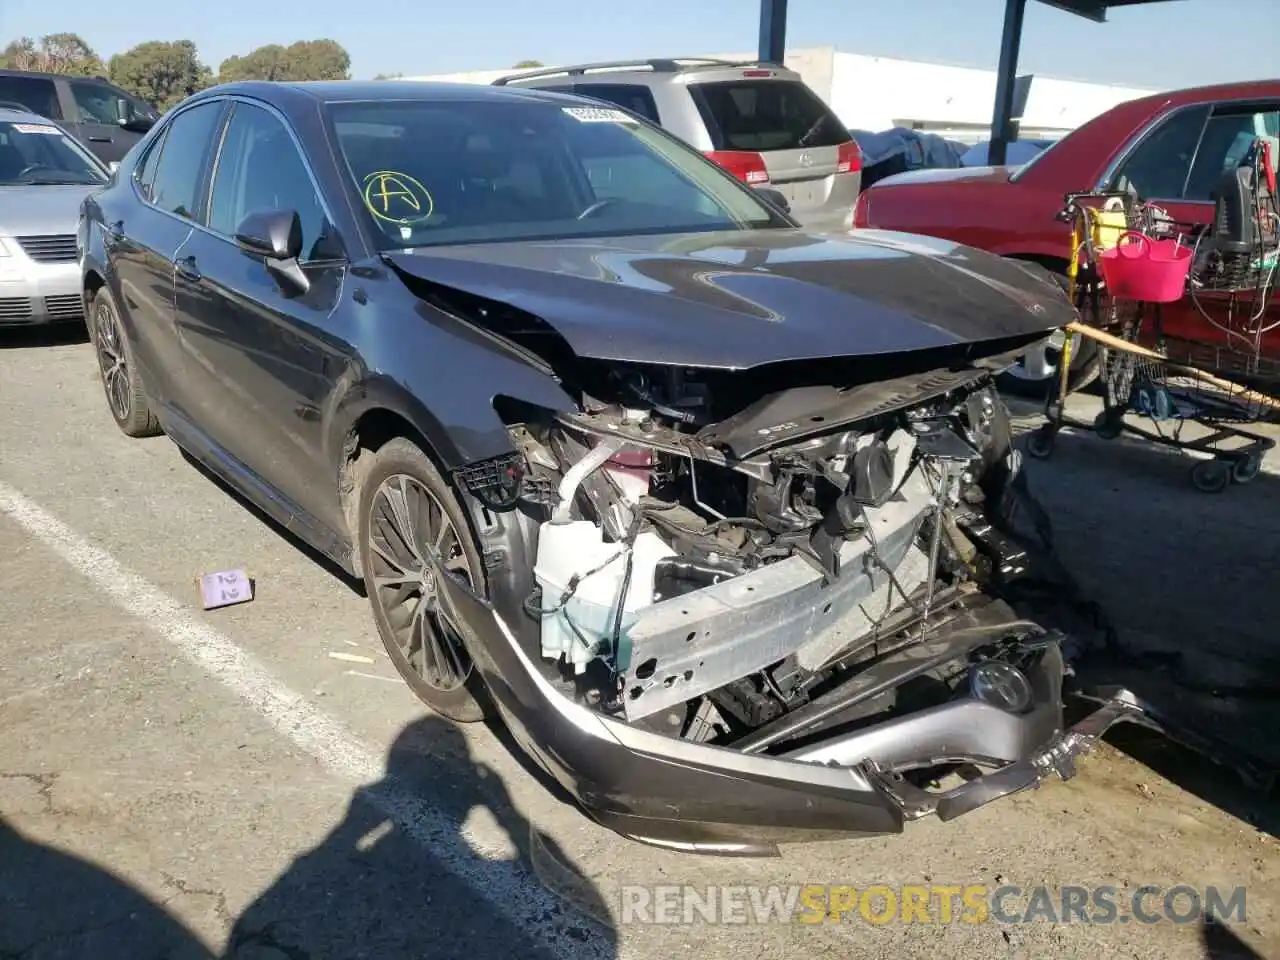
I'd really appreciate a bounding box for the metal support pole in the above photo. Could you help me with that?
[758,0,788,65]
[988,0,1027,166]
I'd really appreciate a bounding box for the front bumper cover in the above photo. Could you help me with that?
[860,691,1145,823]
[435,553,1144,856]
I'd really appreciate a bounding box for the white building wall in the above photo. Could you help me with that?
[828,50,1155,136]
[398,47,1159,138]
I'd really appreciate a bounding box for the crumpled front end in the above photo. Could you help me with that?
[433,339,1136,853]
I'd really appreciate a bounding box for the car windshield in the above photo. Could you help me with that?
[0,119,107,186]
[327,98,788,249]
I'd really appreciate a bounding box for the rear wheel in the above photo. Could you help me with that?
[356,438,491,722]
[90,287,161,438]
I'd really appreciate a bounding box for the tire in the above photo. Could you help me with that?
[355,437,491,722]
[89,287,162,438]
[1190,459,1231,494]
[1231,452,1262,485]
[1025,425,1056,459]
[1092,409,1124,441]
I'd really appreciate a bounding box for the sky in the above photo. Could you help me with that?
[0,0,1276,90]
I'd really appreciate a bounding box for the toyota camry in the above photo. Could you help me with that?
[80,80,1137,855]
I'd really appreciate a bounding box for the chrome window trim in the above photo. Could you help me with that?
[1093,94,1280,204]
[132,93,346,267]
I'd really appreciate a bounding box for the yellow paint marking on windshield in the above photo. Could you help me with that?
[361,170,434,225]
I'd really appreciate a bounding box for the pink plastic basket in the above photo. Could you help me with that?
[1098,230,1192,303]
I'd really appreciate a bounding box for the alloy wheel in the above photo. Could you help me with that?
[366,474,475,692]
[1004,329,1081,383]
[94,303,131,421]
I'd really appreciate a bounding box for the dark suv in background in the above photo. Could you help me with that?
[0,69,158,165]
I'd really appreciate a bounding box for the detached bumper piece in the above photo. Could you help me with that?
[859,690,1146,822]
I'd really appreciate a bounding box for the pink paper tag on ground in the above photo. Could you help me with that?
[199,569,253,609]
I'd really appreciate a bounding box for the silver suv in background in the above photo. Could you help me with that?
[495,58,862,231]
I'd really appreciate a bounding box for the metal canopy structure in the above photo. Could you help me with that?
[987,0,1183,164]
[754,0,1184,164]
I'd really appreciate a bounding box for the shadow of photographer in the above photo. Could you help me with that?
[222,713,617,960]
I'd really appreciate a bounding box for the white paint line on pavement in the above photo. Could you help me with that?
[0,480,615,959]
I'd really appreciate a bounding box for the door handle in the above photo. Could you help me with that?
[88,136,112,143]
[174,255,202,282]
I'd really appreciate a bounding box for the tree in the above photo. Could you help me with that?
[0,33,103,75]
[373,72,404,81]
[512,60,544,69]
[108,40,212,112]
[218,39,350,84]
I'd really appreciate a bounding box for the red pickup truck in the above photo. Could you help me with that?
[853,79,1280,394]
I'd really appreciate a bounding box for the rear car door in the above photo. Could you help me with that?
[105,99,226,412]
[687,73,859,223]
[66,78,135,164]
[173,98,348,529]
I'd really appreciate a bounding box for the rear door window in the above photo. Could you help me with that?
[689,79,848,151]
[571,84,661,124]
[149,101,225,220]
[0,75,62,119]
[68,79,122,124]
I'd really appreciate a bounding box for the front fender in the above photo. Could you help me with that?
[79,200,120,328]
[324,299,578,473]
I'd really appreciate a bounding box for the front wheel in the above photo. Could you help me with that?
[356,437,491,722]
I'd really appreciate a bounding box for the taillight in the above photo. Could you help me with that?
[837,140,862,175]
[741,69,774,78]
[706,150,770,185]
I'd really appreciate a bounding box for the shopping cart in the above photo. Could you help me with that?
[1025,191,1280,493]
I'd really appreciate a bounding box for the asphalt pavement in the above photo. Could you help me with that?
[1,327,1277,959]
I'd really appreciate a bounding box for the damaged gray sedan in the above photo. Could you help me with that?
[81,80,1138,854]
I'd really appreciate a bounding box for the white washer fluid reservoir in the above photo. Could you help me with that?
[533,521,675,674]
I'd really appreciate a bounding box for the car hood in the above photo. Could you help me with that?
[384,227,1072,370]
[0,184,96,237]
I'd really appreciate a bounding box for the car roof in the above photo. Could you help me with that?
[494,58,804,87]
[192,79,594,110]
[0,67,118,84]
[1124,77,1280,111]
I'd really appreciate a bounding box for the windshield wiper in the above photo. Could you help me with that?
[796,116,831,149]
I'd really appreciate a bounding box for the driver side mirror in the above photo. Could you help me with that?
[235,209,309,294]
[116,97,155,134]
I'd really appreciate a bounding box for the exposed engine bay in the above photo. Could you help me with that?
[461,353,1069,782]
